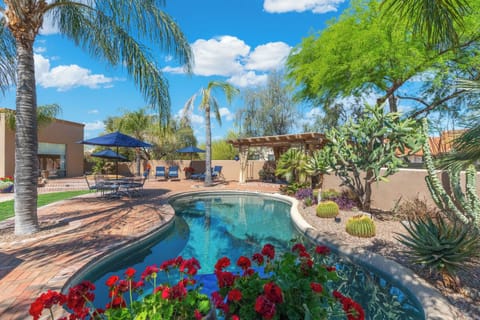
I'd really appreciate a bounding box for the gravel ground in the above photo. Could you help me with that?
[298,205,480,320]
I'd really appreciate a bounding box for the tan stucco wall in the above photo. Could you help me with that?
[0,113,16,178]
[1,117,84,178]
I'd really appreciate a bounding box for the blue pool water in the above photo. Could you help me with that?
[74,193,423,319]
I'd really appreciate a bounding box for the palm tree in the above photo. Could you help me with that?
[2,104,61,129]
[381,0,471,48]
[182,81,239,186]
[0,0,192,235]
[275,148,307,184]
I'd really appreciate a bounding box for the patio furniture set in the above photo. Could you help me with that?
[84,175,146,198]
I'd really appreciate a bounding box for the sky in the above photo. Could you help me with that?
[0,0,350,142]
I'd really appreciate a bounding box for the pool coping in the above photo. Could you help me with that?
[66,190,457,320]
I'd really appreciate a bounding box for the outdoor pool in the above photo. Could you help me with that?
[72,192,424,319]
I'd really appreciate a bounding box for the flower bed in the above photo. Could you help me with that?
[30,243,364,319]
[0,176,14,193]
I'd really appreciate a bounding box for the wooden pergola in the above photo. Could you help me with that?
[228,132,327,183]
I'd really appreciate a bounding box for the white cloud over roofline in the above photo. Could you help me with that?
[263,0,345,14]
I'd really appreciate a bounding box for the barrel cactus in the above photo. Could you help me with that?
[316,201,339,218]
[346,215,376,238]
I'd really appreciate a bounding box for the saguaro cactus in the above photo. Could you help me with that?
[422,119,480,231]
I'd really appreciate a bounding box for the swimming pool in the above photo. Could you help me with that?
[72,192,424,319]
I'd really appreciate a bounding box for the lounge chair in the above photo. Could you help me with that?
[168,166,179,180]
[155,166,166,180]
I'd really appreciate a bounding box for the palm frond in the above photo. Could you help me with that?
[381,0,471,48]
[48,0,193,126]
[0,19,17,95]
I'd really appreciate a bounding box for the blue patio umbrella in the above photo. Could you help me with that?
[176,145,205,160]
[79,131,152,178]
[91,149,129,161]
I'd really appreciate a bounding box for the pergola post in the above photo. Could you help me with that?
[239,145,249,183]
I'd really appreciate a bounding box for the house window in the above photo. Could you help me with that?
[38,143,66,177]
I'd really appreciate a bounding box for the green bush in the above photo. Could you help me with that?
[396,217,480,289]
[316,201,339,218]
[345,215,376,238]
[320,188,340,200]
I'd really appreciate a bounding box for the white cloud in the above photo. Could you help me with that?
[245,42,291,71]
[163,36,290,88]
[34,46,47,53]
[34,54,115,91]
[263,0,345,14]
[88,109,99,114]
[228,71,268,88]
[83,120,105,131]
[191,113,204,124]
[191,36,250,76]
[219,107,234,121]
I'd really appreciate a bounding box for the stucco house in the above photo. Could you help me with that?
[0,108,85,178]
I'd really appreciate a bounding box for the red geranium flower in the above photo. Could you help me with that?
[315,245,330,255]
[252,253,264,265]
[215,257,231,271]
[292,243,306,253]
[236,256,251,270]
[264,282,283,304]
[261,244,275,260]
[105,275,119,287]
[255,295,276,319]
[124,267,136,278]
[310,282,323,293]
[227,289,243,302]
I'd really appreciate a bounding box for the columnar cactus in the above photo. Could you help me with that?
[316,201,339,218]
[345,215,376,238]
[422,119,480,231]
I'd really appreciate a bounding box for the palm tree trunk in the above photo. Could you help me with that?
[14,40,39,235]
[204,107,212,186]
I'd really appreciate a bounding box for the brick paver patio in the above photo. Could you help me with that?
[0,178,282,319]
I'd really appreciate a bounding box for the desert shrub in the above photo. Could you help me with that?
[332,190,359,210]
[393,196,440,221]
[280,182,309,196]
[321,189,340,200]
[397,217,480,290]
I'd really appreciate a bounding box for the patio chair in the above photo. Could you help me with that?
[212,166,223,180]
[84,175,97,192]
[168,166,179,180]
[155,166,166,180]
[94,174,119,197]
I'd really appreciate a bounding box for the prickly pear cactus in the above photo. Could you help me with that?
[422,119,480,231]
[345,215,376,238]
[316,201,339,218]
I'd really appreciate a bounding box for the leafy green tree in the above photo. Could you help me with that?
[2,104,62,129]
[211,139,237,160]
[286,0,480,119]
[323,105,424,211]
[1,0,192,235]
[237,70,297,137]
[105,108,155,175]
[182,81,239,186]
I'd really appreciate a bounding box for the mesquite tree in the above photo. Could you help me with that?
[324,105,424,211]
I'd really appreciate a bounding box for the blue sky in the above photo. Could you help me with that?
[0,0,350,142]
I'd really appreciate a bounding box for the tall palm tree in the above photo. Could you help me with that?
[381,0,471,48]
[0,0,192,235]
[182,81,239,186]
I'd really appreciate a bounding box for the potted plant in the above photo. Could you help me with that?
[0,176,14,193]
[183,166,195,179]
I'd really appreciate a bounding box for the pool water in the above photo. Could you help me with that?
[75,193,423,319]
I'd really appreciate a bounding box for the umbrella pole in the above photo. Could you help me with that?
[116,146,119,179]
